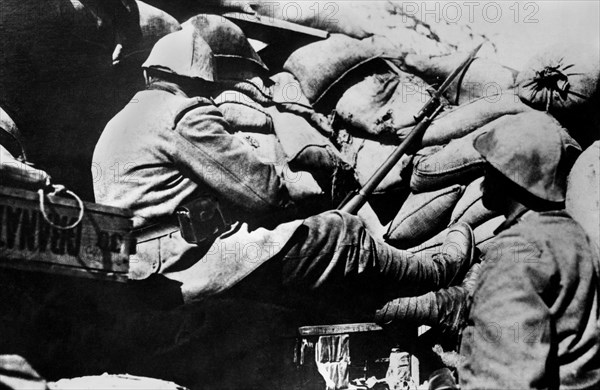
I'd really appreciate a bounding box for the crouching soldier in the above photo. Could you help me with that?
[92,28,475,319]
[457,113,600,389]
[384,113,600,389]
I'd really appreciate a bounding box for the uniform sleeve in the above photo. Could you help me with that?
[169,103,293,214]
[0,144,50,188]
[460,234,558,389]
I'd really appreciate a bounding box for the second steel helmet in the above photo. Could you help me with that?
[184,14,268,75]
[142,28,215,81]
[473,111,581,203]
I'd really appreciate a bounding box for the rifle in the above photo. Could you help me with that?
[338,43,484,214]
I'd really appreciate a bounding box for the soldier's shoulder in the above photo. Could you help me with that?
[172,96,223,129]
[502,210,585,254]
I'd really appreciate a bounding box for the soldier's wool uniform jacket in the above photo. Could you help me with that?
[460,210,600,390]
[93,85,302,301]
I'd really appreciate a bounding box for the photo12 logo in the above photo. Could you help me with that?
[398,2,539,24]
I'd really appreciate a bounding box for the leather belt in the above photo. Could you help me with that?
[133,218,180,243]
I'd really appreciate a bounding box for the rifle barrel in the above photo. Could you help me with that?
[337,43,483,215]
[339,116,434,214]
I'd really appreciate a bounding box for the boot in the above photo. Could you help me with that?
[375,262,482,336]
[433,222,476,288]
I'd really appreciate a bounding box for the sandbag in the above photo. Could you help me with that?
[384,185,464,249]
[566,141,600,252]
[232,132,324,205]
[283,34,382,105]
[214,90,274,134]
[335,69,431,137]
[215,73,331,140]
[271,71,336,138]
[339,135,412,194]
[271,71,312,106]
[418,93,532,146]
[404,52,518,105]
[449,177,499,227]
[411,127,488,193]
[409,215,505,258]
[517,42,600,148]
[254,1,373,39]
[268,106,357,205]
[267,107,341,169]
[516,42,600,117]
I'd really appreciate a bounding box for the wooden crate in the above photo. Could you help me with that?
[0,186,133,282]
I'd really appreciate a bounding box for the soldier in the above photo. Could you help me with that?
[456,113,600,388]
[184,14,357,209]
[92,28,475,319]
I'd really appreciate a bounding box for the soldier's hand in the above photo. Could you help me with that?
[0,144,50,189]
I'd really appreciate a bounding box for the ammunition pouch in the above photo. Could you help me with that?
[176,195,230,245]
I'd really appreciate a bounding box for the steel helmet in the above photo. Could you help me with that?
[473,111,581,203]
[142,28,215,81]
[184,14,268,75]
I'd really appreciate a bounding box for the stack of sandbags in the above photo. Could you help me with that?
[385,175,504,255]
[390,111,580,265]
[385,111,529,250]
[281,39,536,254]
